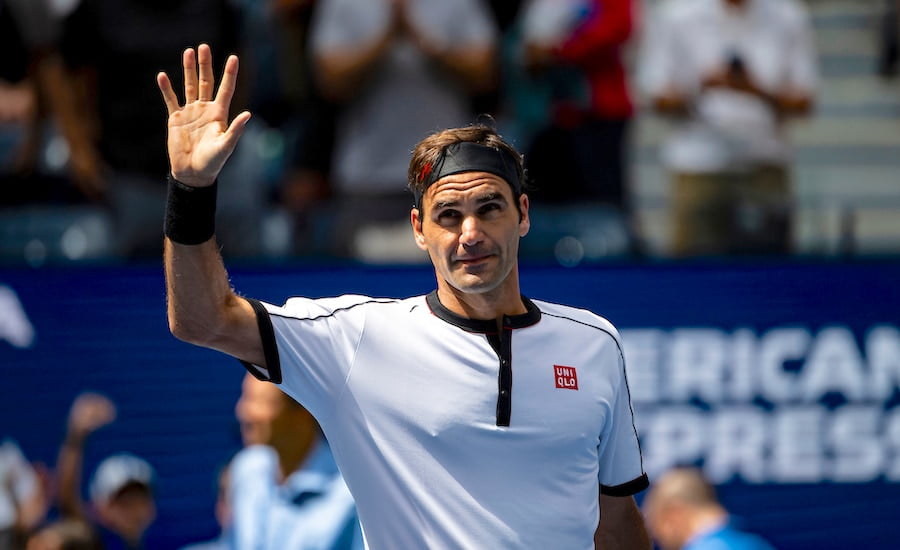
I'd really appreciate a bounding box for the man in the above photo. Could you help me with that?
[228,373,361,549]
[57,393,157,550]
[157,44,650,549]
[639,0,817,257]
[643,467,776,550]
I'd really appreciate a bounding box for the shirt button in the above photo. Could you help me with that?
[500,390,509,397]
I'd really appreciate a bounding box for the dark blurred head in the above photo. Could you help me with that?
[89,454,156,541]
[643,467,724,550]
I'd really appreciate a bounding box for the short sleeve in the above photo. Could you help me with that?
[597,351,649,496]
[240,296,385,422]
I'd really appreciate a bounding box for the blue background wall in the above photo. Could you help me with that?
[1,260,898,549]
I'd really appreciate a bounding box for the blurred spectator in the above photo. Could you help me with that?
[1,439,49,549]
[230,373,361,549]
[309,0,498,258]
[509,0,637,222]
[234,0,338,255]
[177,462,230,550]
[56,393,156,550]
[1,0,106,209]
[639,0,817,257]
[643,466,776,550]
[0,0,40,205]
[26,519,102,550]
[50,0,265,258]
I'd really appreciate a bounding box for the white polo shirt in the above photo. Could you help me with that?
[639,0,818,171]
[243,292,648,550]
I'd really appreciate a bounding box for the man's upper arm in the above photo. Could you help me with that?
[202,295,267,370]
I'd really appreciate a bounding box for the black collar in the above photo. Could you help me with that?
[425,290,541,334]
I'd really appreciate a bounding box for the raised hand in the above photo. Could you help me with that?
[67,392,117,439]
[157,44,251,187]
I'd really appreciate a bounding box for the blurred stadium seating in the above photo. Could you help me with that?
[634,0,900,257]
[0,0,897,265]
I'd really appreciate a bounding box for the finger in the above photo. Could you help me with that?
[183,47,198,102]
[198,43,214,102]
[214,55,239,109]
[157,72,180,114]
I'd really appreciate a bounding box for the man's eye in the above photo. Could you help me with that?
[437,210,460,221]
[479,203,501,215]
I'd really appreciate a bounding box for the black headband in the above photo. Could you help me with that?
[414,142,522,209]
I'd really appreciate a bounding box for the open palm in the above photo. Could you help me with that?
[157,44,250,187]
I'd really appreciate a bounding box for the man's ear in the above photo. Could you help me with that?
[518,194,530,237]
[411,207,427,250]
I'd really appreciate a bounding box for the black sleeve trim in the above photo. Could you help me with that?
[239,298,283,384]
[601,473,650,497]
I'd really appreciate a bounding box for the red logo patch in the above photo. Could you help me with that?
[554,365,579,390]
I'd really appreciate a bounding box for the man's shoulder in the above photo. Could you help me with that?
[531,299,621,341]
[270,294,411,318]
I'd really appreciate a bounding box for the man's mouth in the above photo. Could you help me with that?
[456,253,491,265]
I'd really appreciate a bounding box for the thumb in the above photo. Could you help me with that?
[221,111,252,153]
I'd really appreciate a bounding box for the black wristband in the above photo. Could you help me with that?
[164,174,217,245]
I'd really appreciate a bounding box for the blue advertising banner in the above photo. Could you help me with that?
[1,260,898,549]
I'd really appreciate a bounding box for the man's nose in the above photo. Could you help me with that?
[459,215,484,246]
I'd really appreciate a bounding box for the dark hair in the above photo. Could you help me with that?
[407,123,526,212]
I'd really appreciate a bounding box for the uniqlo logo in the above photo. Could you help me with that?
[554,365,579,390]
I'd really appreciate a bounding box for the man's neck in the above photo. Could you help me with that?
[275,429,317,484]
[436,284,527,322]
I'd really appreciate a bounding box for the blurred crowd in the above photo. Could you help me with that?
[3,389,777,550]
[0,0,895,263]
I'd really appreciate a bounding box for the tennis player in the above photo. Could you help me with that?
[158,44,650,549]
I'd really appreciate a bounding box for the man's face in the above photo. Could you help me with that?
[98,484,156,540]
[235,374,292,446]
[643,499,682,550]
[412,171,529,296]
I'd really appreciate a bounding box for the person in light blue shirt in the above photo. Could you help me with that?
[229,373,361,550]
[643,467,776,550]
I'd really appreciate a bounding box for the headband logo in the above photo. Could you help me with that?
[418,162,432,183]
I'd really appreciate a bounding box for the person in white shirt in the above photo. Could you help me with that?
[639,0,817,257]
[309,0,498,258]
[155,43,651,549]
[0,439,47,547]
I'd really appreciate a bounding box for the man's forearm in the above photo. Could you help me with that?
[594,495,652,550]
[56,431,86,519]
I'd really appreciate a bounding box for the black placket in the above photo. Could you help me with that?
[486,323,513,427]
[425,291,541,428]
